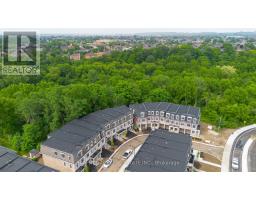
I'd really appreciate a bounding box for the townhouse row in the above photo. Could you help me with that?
[40,102,200,172]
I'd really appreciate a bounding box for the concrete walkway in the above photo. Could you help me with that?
[197,159,221,168]
[192,141,224,160]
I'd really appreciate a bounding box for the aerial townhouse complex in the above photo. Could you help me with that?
[40,102,200,172]
[41,106,133,172]
[130,102,200,137]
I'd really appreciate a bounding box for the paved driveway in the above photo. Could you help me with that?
[100,134,149,172]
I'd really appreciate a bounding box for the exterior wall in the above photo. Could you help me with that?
[135,115,200,137]
[40,145,74,163]
[42,154,75,172]
[74,138,105,169]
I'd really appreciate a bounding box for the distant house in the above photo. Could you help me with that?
[84,52,107,59]
[69,53,80,61]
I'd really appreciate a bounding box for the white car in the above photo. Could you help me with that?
[103,159,113,168]
[232,157,239,170]
[122,149,133,159]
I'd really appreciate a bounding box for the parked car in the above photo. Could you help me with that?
[103,159,113,168]
[122,149,133,159]
[232,157,239,170]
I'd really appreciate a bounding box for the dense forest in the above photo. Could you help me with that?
[1,43,256,153]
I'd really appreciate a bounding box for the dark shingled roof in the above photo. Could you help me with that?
[42,105,131,155]
[0,146,56,172]
[125,129,192,172]
[130,102,200,119]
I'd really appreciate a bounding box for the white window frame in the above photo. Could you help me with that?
[140,112,145,118]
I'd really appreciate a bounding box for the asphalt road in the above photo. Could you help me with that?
[248,140,256,172]
[99,134,148,172]
[230,129,256,172]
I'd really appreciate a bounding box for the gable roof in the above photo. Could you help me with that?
[0,146,56,172]
[125,129,192,172]
[42,105,131,156]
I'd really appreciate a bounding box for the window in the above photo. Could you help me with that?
[193,118,197,124]
[181,115,185,121]
[176,115,179,120]
[166,113,170,118]
[148,111,151,115]
[140,112,145,118]
[171,114,174,120]
[70,164,72,168]
[54,152,58,156]
[81,158,84,164]
[64,162,66,166]
[78,151,83,157]
[187,117,192,122]
[156,111,159,116]
[151,111,154,115]
[160,111,164,117]
[107,124,110,129]
[61,153,65,158]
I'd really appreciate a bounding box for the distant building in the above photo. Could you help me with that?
[130,102,200,137]
[125,129,192,172]
[0,146,56,172]
[84,52,107,59]
[69,53,80,61]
